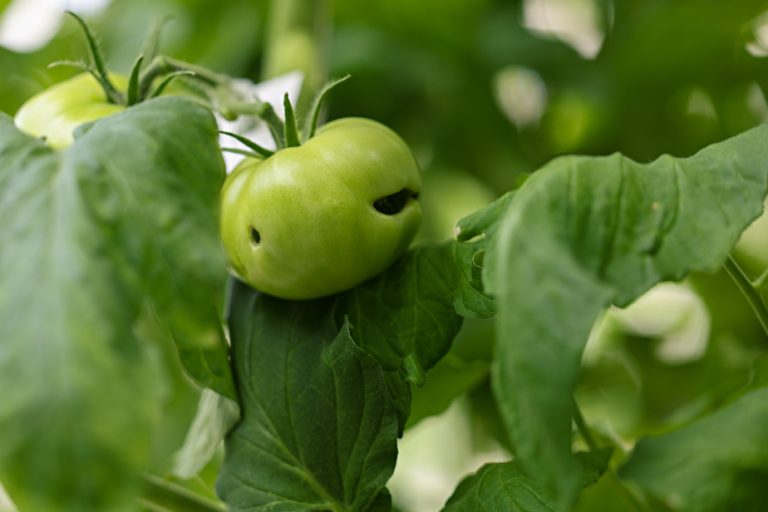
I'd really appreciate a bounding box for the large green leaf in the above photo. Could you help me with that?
[479,124,768,508]
[217,280,398,511]
[620,387,768,512]
[73,101,234,398]
[0,97,231,511]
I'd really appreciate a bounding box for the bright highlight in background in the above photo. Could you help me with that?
[0,0,110,52]
[523,0,605,59]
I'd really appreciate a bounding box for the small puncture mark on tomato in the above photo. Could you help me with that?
[250,226,261,246]
[373,189,419,215]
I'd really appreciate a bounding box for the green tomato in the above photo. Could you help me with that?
[15,73,127,149]
[220,117,422,300]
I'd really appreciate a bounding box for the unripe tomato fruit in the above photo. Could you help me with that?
[15,73,127,149]
[220,118,422,300]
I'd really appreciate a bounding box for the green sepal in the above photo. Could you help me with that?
[257,102,286,150]
[47,59,89,72]
[65,11,124,105]
[283,93,300,148]
[220,131,275,159]
[126,55,144,106]
[303,74,350,141]
[221,148,265,159]
[148,70,196,99]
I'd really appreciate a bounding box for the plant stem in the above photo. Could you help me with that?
[141,474,225,512]
[611,472,654,512]
[262,0,330,116]
[723,254,768,337]
[139,56,232,100]
[572,398,597,452]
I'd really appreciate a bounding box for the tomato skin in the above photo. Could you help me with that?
[220,117,422,300]
[15,73,127,149]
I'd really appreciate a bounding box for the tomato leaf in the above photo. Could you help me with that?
[333,242,493,431]
[443,450,611,512]
[0,97,231,510]
[620,387,768,511]
[456,190,515,243]
[406,353,490,429]
[337,242,494,379]
[485,124,768,508]
[217,280,398,512]
[72,98,234,399]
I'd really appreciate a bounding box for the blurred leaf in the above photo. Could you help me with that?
[620,387,768,511]
[73,99,233,398]
[218,281,398,512]
[173,389,240,480]
[133,308,208,474]
[0,97,228,511]
[574,470,665,512]
[416,167,497,245]
[486,124,768,507]
[443,450,611,512]
[407,352,489,429]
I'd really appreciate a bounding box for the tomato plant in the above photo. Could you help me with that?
[3,2,768,512]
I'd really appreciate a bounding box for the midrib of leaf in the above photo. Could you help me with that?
[44,157,98,420]
[240,354,344,510]
[329,354,355,505]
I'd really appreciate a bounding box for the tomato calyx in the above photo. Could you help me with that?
[52,12,125,105]
[219,75,351,156]
[56,11,234,110]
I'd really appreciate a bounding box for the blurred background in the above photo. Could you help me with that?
[2,1,768,510]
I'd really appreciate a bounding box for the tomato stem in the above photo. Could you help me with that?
[140,474,225,512]
[572,397,597,452]
[262,0,330,117]
[138,56,231,101]
[723,254,768,337]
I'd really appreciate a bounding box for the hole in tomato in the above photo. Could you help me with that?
[373,189,418,215]
[250,226,261,246]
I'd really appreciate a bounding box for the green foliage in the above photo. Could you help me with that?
[444,450,611,512]
[620,388,768,512]
[4,2,768,511]
[0,97,232,510]
[217,281,399,511]
[482,124,768,507]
